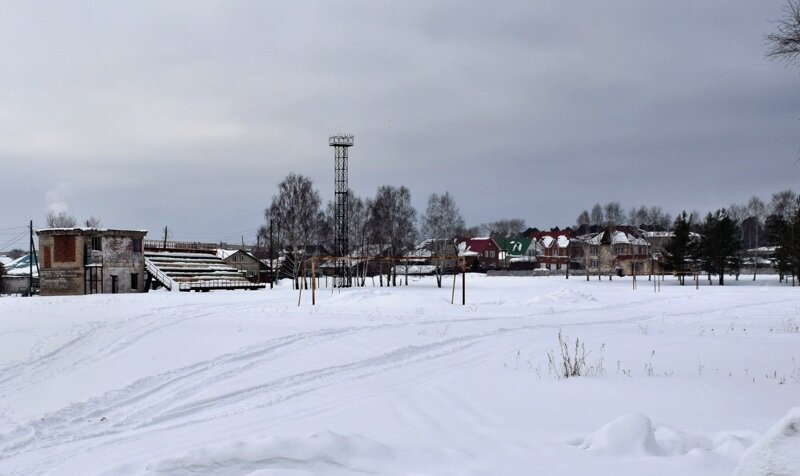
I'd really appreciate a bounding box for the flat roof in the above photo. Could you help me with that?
[36,227,148,237]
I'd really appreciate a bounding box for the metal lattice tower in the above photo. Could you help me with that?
[329,134,354,287]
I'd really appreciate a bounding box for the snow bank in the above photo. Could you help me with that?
[143,431,394,475]
[580,413,757,461]
[735,407,800,476]
[580,413,662,456]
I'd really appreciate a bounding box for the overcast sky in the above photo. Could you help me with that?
[1,1,798,245]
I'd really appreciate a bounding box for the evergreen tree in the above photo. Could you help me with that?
[766,213,791,282]
[663,211,693,285]
[697,209,741,285]
[788,202,800,285]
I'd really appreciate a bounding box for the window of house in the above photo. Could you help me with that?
[591,259,599,268]
[132,239,142,253]
[590,245,599,255]
[613,245,625,255]
[489,250,495,258]
[131,273,138,290]
[54,235,76,263]
[91,236,102,251]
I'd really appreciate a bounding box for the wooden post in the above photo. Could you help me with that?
[28,220,33,297]
[451,264,457,304]
[297,262,304,307]
[311,259,316,305]
[269,219,274,289]
[461,262,466,306]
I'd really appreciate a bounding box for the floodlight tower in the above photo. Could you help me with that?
[329,134,354,287]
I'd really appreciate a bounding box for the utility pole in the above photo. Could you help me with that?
[163,226,168,250]
[269,218,274,289]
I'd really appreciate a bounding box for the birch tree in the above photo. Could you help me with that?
[266,174,324,289]
[746,196,766,280]
[368,185,417,286]
[421,192,465,287]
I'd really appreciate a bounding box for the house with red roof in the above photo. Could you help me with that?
[528,230,572,270]
[456,237,501,271]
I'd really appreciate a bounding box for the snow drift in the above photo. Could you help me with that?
[735,407,800,476]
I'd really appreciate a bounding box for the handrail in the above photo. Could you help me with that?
[143,240,220,253]
[178,279,264,291]
[144,258,173,291]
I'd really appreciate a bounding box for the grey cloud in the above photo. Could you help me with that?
[0,1,797,241]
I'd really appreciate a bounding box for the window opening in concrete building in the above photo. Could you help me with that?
[85,267,102,294]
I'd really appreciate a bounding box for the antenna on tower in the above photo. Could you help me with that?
[329,134,354,288]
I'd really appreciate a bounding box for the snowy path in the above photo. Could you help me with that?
[0,275,797,475]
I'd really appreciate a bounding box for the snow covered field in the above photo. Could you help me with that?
[0,275,798,475]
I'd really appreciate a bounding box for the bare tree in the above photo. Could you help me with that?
[629,205,649,228]
[421,192,465,287]
[746,196,767,280]
[770,189,797,220]
[463,225,482,238]
[265,174,324,289]
[45,211,77,228]
[84,216,102,228]
[590,203,604,229]
[767,0,800,64]
[576,210,590,231]
[483,218,526,238]
[368,185,417,286]
[604,201,623,227]
[646,206,671,231]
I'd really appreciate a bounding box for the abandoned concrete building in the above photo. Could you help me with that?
[36,228,147,296]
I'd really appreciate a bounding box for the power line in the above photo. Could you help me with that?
[0,229,29,250]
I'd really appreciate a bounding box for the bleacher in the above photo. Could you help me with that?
[144,249,264,292]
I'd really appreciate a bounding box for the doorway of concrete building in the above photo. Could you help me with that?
[85,267,103,294]
[111,275,118,294]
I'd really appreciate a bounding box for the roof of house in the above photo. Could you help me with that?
[581,226,650,247]
[3,254,38,277]
[456,237,499,256]
[216,249,257,261]
[406,239,458,258]
[495,237,533,256]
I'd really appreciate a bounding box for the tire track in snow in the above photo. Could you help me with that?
[0,323,394,457]
[0,305,672,463]
[0,302,267,398]
[3,291,793,471]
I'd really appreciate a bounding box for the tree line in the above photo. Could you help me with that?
[256,174,534,288]
[663,191,800,286]
[259,171,800,287]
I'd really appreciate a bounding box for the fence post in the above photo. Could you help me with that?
[311,259,316,306]
[462,262,466,306]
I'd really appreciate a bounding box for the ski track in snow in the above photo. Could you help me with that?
[1,279,797,475]
[0,297,676,464]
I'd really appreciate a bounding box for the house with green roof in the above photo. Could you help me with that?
[495,236,538,270]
